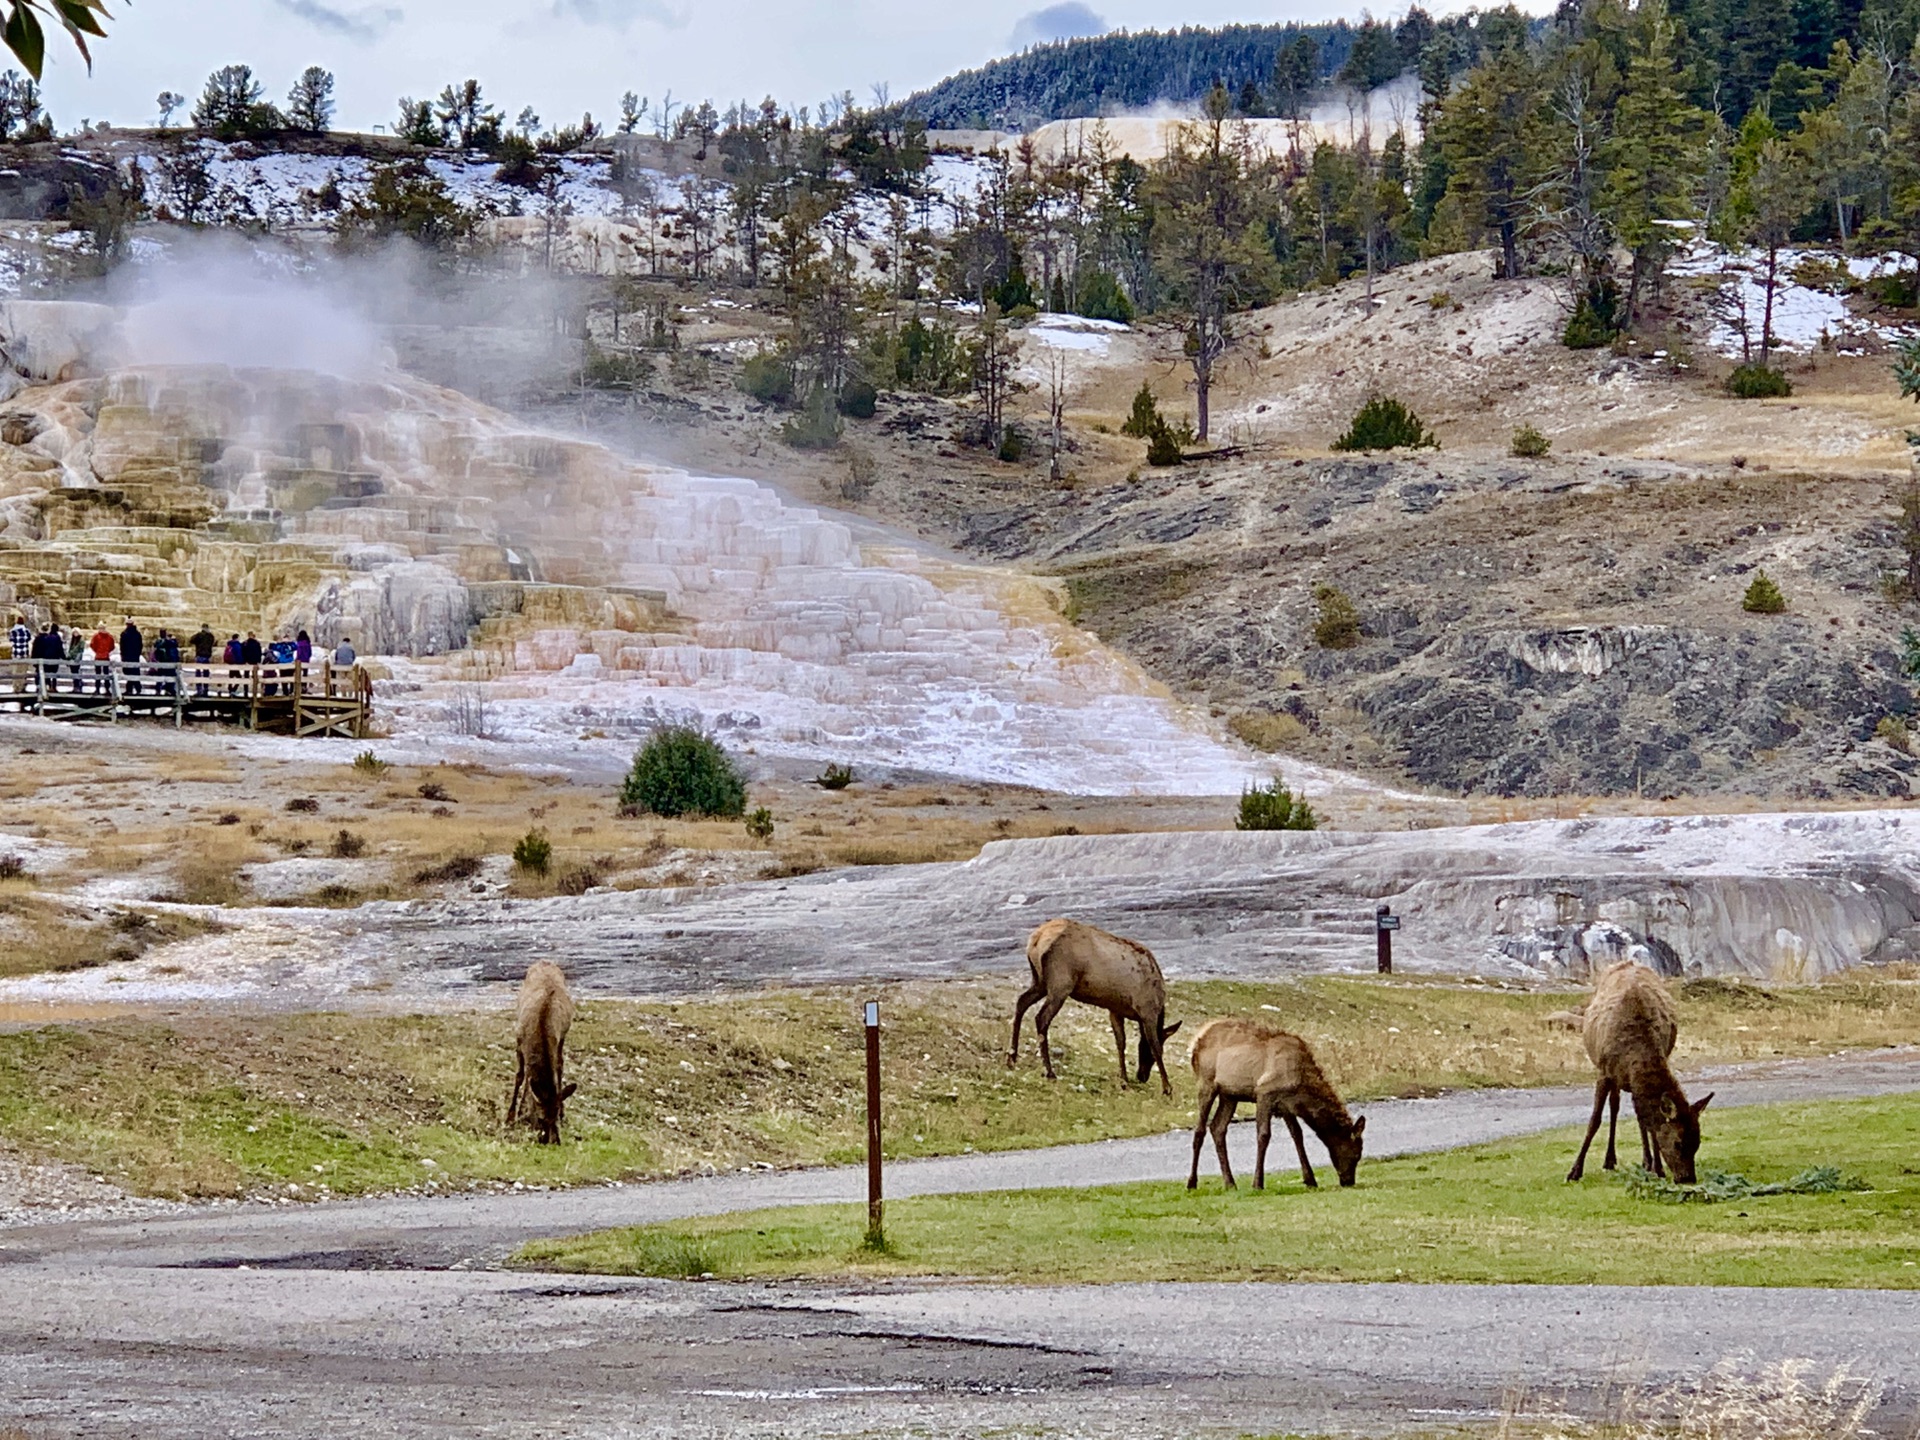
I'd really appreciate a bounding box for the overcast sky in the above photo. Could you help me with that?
[40,0,1543,135]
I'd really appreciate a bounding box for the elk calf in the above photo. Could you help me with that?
[1568,960,1711,1183]
[1009,918,1181,1094]
[1186,1017,1365,1189]
[507,960,577,1145]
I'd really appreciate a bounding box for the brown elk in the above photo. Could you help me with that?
[1008,918,1181,1094]
[507,961,577,1144]
[1186,1017,1366,1189]
[1567,960,1711,1183]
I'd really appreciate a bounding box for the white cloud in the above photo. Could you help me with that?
[1008,1,1106,50]
[550,0,690,29]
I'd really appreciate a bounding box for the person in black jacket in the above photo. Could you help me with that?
[153,630,180,696]
[119,618,143,695]
[190,623,216,697]
[29,625,60,690]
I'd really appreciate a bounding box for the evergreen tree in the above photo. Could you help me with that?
[1742,138,1815,366]
[1435,37,1543,278]
[192,64,280,140]
[285,65,334,135]
[1600,0,1707,326]
[1272,34,1320,122]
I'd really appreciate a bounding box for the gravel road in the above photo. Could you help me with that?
[2,1048,1916,1437]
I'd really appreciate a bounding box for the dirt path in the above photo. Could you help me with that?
[7,1046,1913,1270]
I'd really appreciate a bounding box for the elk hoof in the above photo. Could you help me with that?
[1301,1176,1316,1189]
[1566,1167,1584,1183]
[1004,1053,1016,1068]
[1186,1177,1197,1191]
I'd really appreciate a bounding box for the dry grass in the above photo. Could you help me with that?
[0,894,222,979]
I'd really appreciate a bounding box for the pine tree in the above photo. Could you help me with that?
[1434,38,1542,279]
[1742,138,1814,367]
[1600,0,1706,327]
[285,66,334,135]
[192,64,279,140]
[1742,570,1787,612]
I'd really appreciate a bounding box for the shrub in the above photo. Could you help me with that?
[1425,291,1452,309]
[1311,584,1363,649]
[1742,570,1787,614]
[1562,277,1621,349]
[781,390,844,450]
[620,727,747,818]
[1727,363,1792,398]
[816,762,854,790]
[215,812,242,826]
[1121,383,1161,438]
[998,425,1026,462]
[1077,270,1133,323]
[1875,715,1911,753]
[329,829,367,859]
[837,379,878,419]
[1236,778,1317,831]
[737,351,794,406]
[418,781,452,802]
[1332,395,1436,452]
[582,342,653,391]
[1897,333,1920,402]
[1146,418,1183,466]
[743,806,775,843]
[412,854,482,884]
[0,853,26,881]
[351,750,389,775]
[1510,423,1551,458]
[556,863,604,895]
[285,796,319,813]
[512,828,552,875]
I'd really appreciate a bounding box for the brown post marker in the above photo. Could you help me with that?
[864,999,883,1248]
[1376,904,1398,974]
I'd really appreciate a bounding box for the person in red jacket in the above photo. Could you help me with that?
[88,625,114,695]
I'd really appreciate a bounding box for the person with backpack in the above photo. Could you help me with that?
[153,629,180,696]
[29,624,61,692]
[118,618,143,695]
[64,625,84,694]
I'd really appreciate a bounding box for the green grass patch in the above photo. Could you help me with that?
[2,971,1916,1200]
[515,1094,1920,1288]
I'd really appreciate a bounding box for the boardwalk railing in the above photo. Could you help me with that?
[0,656,373,738]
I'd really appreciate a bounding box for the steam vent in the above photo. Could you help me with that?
[0,300,1258,792]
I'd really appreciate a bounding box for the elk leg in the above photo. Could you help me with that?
[1188,1082,1217,1190]
[1253,1096,1273,1190]
[1282,1111,1317,1188]
[1109,1011,1130,1086]
[1007,980,1045,1068]
[1210,1096,1238,1189]
[1603,1086,1621,1172]
[1034,991,1069,1080]
[1568,1077,1611,1182]
[506,1054,526,1130]
[1147,1023,1173,1097]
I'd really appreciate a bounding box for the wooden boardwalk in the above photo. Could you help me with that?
[0,657,373,738]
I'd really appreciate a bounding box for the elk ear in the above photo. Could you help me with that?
[1692,1091,1713,1116]
[1161,1019,1182,1039]
[1661,1097,1680,1122]
[1352,1116,1366,1137]
[560,1081,578,1100]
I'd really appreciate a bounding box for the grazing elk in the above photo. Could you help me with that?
[1567,960,1711,1183]
[1008,918,1182,1094]
[1186,1017,1366,1189]
[507,960,577,1145]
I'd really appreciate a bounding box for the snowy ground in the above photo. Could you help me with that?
[1670,239,1918,358]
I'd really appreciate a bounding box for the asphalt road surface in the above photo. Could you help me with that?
[3,1049,1916,1438]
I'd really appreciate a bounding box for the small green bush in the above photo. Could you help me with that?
[1897,333,1920,402]
[1311,583,1363,649]
[1562,278,1621,349]
[998,425,1027,462]
[816,762,854,790]
[351,750,388,775]
[328,828,367,859]
[1235,777,1317,831]
[737,351,794,406]
[620,727,747,819]
[582,342,653,390]
[781,390,844,450]
[1742,570,1787,614]
[1875,715,1911,753]
[1332,395,1436,452]
[1509,423,1551,458]
[512,828,552,875]
[1122,383,1161,438]
[1727,363,1792,398]
[1146,418,1183,466]
[837,379,878,419]
[1077,270,1133,323]
[743,806,775,843]
[1426,291,1452,309]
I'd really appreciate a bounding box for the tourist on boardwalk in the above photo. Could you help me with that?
[119,619,143,695]
[333,635,356,667]
[240,632,262,673]
[190,623,216,697]
[295,629,312,666]
[89,626,113,694]
[8,614,29,661]
[265,633,295,694]
[30,624,62,691]
[153,630,180,697]
[64,625,84,693]
[223,634,242,695]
